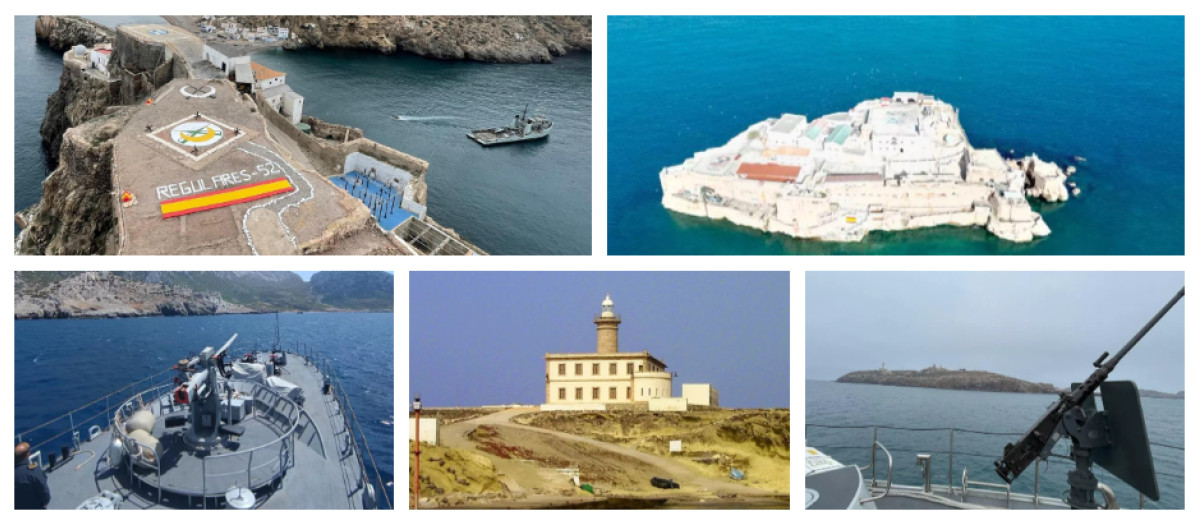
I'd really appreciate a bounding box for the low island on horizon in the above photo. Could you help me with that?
[832,365,1183,399]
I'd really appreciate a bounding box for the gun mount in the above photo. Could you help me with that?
[178,334,238,448]
[994,288,1183,508]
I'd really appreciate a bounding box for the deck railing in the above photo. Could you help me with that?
[806,423,1183,509]
[16,343,392,510]
[15,367,178,473]
[297,343,393,510]
[111,380,301,508]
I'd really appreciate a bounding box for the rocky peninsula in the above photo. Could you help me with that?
[15,272,251,319]
[20,17,484,256]
[836,366,1060,394]
[169,15,591,63]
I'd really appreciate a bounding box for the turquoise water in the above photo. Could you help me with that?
[14,313,395,506]
[608,17,1183,255]
[807,381,1184,509]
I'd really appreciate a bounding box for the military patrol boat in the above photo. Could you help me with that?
[467,105,552,146]
[806,288,1184,510]
[13,327,391,509]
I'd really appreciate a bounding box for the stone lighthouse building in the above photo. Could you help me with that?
[544,295,673,408]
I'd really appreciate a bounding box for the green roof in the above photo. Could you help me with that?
[828,124,852,145]
[804,124,822,140]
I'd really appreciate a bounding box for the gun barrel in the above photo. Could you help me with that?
[1104,287,1184,369]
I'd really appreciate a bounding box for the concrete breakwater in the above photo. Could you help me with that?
[660,92,1072,244]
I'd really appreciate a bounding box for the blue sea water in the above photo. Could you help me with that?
[806,381,1185,509]
[608,17,1184,255]
[14,312,396,508]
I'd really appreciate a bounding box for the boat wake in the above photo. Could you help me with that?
[392,115,462,122]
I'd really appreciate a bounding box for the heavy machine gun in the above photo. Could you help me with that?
[994,287,1183,508]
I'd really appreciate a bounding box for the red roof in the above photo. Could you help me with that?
[251,62,285,81]
[737,162,802,182]
[95,49,112,55]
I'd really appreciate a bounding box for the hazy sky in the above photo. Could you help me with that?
[806,272,1185,392]
[292,271,391,281]
[410,272,790,408]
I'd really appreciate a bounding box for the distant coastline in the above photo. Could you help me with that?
[832,368,1183,400]
[836,366,1058,394]
[14,271,394,319]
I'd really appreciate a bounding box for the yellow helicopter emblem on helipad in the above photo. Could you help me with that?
[175,124,223,144]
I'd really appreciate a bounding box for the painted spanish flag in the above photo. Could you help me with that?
[160,177,294,218]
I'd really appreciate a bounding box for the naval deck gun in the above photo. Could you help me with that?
[177,334,237,448]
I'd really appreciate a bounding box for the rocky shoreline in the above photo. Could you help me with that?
[172,15,591,63]
[34,15,112,51]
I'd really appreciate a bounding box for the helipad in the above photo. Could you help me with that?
[148,113,241,161]
[111,78,401,255]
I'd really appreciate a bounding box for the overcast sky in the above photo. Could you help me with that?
[410,272,790,408]
[806,272,1184,392]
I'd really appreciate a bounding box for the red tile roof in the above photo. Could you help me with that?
[737,162,802,182]
[250,62,285,81]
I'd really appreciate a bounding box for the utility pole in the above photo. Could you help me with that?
[412,395,422,509]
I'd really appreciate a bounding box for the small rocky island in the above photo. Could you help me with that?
[837,365,1060,394]
[661,92,1077,243]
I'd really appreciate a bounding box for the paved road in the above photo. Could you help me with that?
[442,408,772,496]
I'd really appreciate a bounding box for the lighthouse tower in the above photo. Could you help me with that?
[595,294,621,354]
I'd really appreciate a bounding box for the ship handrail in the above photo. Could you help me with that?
[299,344,392,509]
[16,367,177,447]
[962,467,1011,508]
[110,381,304,506]
[858,441,893,504]
[806,423,1181,509]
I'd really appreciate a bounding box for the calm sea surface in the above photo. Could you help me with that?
[14,16,592,254]
[608,16,1183,255]
[14,312,396,507]
[806,381,1184,509]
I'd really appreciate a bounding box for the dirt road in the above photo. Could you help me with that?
[441,407,774,497]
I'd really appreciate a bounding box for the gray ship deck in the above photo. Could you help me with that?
[39,352,366,509]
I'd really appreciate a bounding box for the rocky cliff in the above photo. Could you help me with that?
[26,21,187,255]
[39,21,183,164]
[18,107,136,255]
[208,15,590,63]
[14,272,251,319]
[836,366,1061,394]
[34,15,113,52]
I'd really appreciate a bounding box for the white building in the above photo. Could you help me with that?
[251,62,287,91]
[682,384,719,407]
[88,45,111,74]
[543,295,673,408]
[766,113,808,149]
[202,44,251,75]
